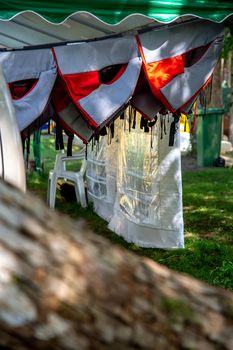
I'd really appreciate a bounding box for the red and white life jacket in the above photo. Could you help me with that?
[52,80,93,143]
[137,20,224,113]
[0,49,57,131]
[53,35,142,130]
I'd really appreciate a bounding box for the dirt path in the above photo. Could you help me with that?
[181,153,233,172]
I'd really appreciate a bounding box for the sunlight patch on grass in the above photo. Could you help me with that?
[184,232,196,239]
[27,138,233,291]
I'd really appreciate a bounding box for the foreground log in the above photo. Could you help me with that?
[0,180,232,350]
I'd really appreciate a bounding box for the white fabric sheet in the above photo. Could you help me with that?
[87,111,184,248]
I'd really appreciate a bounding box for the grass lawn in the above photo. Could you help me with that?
[27,135,233,291]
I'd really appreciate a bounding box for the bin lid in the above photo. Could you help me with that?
[198,108,225,116]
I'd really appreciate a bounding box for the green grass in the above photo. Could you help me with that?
[27,135,233,291]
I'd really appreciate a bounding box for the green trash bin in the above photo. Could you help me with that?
[196,108,224,167]
[33,130,41,171]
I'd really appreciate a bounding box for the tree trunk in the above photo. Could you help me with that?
[208,59,223,108]
[229,52,233,144]
[0,180,232,350]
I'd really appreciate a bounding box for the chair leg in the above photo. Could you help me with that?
[75,177,87,208]
[48,171,58,208]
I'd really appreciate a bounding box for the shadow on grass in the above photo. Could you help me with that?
[27,147,233,291]
[53,197,233,291]
[183,167,233,219]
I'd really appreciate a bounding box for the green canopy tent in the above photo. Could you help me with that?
[0,1,232,48]
[0,1,232,247]
[0,0,233,24]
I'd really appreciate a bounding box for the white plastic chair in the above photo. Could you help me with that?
[47,147,87,208]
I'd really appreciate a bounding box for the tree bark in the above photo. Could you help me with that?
[0,180,232,350]
[229,52,233,144]
[208,59,223,108]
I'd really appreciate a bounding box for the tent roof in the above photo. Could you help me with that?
[1,1,233,24]
[0,1,232,49]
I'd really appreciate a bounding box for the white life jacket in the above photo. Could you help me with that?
[53,35,142,130]
[137,19,224,113]
[0,49,57,131]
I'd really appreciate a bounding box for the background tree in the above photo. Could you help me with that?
[222,26,233,143]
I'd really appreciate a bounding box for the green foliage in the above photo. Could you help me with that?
[210,261,233,290]
[223,33,233,59]
[27,136,233,291]
[223,26,233,58]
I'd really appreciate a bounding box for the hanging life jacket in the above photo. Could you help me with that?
[137,19,224,113]
[0,49,57,131]
[51,79,93,144]
[131,86,162,120]
[53,35,142,131]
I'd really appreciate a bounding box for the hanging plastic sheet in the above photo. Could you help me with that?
[87,110,184,248]
[137,19,224,113]
[107,112,184,248]
[86,125,120,221]
[0,49,57,131]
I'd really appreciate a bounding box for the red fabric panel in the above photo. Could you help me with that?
[137,35,185,111]
[9,79,38,100]
[9,84,27,99]
[62,66,127,100]
[52,79,71,112]
[142,55,185,111]
[147,56,185,92]
[62,71,100,101]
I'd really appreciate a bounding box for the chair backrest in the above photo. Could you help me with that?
[54,147,86,173]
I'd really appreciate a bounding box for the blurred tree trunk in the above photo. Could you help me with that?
[229,52,233,144]
[0,180,233,350]
[208,59,223,108]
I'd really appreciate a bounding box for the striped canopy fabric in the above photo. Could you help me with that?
[0,1,232,48]
[0,17,224,137]
[0,2,228,137]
